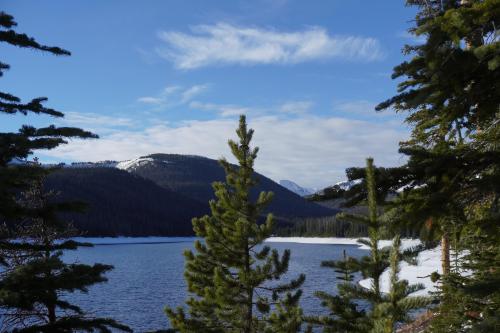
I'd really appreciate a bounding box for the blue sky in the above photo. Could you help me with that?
[1,0,420,188]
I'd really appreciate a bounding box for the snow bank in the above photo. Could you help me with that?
[265,237,361,246]
[265,237,421,250]
[359,246,441,296]
[265,237,440,295]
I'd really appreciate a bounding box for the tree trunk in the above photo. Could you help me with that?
[441,232,450,276]
[48,304,56,324]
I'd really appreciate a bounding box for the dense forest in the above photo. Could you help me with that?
[41,161,336,236]
[44,168,208,236]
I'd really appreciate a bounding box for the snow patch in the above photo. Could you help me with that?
[265,237,439,295]
[359,246,442,296]
[279,180,315,196]
[116,157,155,170]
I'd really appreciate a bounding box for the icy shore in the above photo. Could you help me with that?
[265,237,441,296]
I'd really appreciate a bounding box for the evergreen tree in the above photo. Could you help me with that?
[0,12,130,332]
[308,158,430,332]
[371,235,431,333]
[376,0,499,330]
[0,11,96,221]
[166,115,305,333]
[0,162,131,333]
[305,250,369,333]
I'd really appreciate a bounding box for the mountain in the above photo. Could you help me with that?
[313,179,362,196]
[279,180,315,197]
[42,154,336,236]
[45,168,208,236]
[116,154,335,219]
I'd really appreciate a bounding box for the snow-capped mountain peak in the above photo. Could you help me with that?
[334,179,362,191]
[279,180,315,197]
[116,157,156,171]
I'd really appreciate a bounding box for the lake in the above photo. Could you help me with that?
[63,238,368,332]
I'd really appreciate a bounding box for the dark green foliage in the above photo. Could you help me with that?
[308,159,430,332]
[44,167,209,236]
[274,216,368,238]
[0,10,96,223]
[371,235,432,333]
[305,250,369,333]
[0,12,129,332]
[0,168,131,332]
[166,116,305,332]
[375,0,500,330]
[42,163,334,236]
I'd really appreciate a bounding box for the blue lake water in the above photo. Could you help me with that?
[63,238,368,332]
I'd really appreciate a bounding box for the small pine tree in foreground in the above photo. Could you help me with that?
[308,158,431,332]
[0,163,131,333]
[166,115,305,333]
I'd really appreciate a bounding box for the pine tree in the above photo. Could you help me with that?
[305,250,369,333]
[0,12,130,332]
[166,115,305,333]
[371,235,432,333]
[0,11,97,221]
[376,0,499,330]
[308,158,431,332]
[0,162,131,332]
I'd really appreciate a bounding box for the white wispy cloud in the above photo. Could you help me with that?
[137,96,164,105]
[189,101,255,117]
[181,84,210,103]
[137,84,209,108]
[334,100,376,115]
[333,100,399,119]
[62,112,135,128]
[279,101,313,114]
[157,23,385,69]
[41,116,407,188]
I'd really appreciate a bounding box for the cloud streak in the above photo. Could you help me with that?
[137,84,209,109]
[41,115,407,187]
[157,23,385,69]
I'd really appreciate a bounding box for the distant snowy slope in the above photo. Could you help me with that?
[116,157,156,170]
[279,180,315,197]
[314,179,362,196]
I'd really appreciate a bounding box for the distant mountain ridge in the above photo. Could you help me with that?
[43,154,336,236]
[116,154,335,219]
[279,180,315,197]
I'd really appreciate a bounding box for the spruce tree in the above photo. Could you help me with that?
[376,0,499,330]
[0,11,130,332]
[308,158,431,332]
[371,235,432,333]
[0,11,97,221]
[166,115,305,333]
[305,250,369,333]
[0,162,131,332]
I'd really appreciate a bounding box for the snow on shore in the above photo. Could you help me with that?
[265,237,421,250]
[359,246,442,296]
[265,237,440,296]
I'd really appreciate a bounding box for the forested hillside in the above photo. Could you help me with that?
[45,168,208,236]
[44,160,336,236]
[119,153,336,219]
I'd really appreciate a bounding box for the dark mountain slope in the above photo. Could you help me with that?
[119,154,336,219]
[45,168,208,236]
